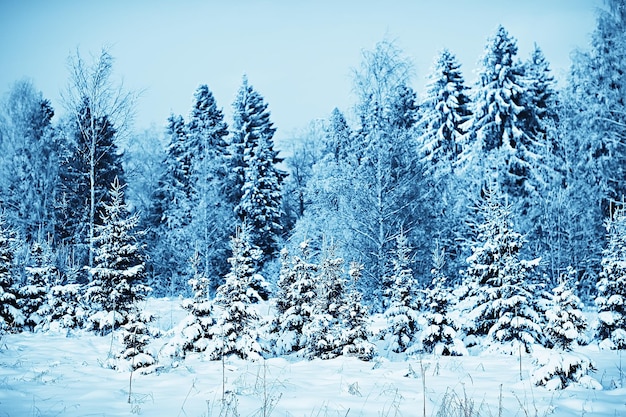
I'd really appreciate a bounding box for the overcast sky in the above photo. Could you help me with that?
[1,0,603,142]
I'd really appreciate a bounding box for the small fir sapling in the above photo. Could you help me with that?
[210,228,263,360]
[339,262,377,360]
[0,213,24,333]
[384,230,421,353]
[19,241,56,331]
[167,251,216,357]
[117,307,158,374]
[420,243,467,356]
[597,206,626,350]
[272,243,318,355]
[46,260,85,331]
[544,267,588,350]
[83,178,150,334]
[305,246,346,359]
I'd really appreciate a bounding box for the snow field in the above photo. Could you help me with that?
[1,298,626,416]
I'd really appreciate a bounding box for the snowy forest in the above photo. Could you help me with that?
[1,1,626,415]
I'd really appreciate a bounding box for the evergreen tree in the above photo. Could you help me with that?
[545,267,588,351]
[230,76,286,258]
[19,241,57,331]
[0,213,23,333]
[186,85,232,286]
[211,228,264,360]
[597,206,626,349]
[338,262,376,360]
[170,252,216,356]
[273,242,318,355]
[384,231,421,353]
[420,244,466,356]
[305,247,346,359]
[84,178,149,334]
[151,114,195,294]
[461,26,539,198]
[461,185,542,353]
[417,49,472,281]
[117,308,157,373]
[57,99,124,267]
[419,49,471,176]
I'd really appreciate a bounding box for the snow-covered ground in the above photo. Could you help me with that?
[1,297,625,417]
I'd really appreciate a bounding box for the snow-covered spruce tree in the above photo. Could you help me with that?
[419,49,471,176]
[545,267,588,350]
[20,241,57,331]
[0,213,23,333]
[150,114,194,294]
[168,252,216,356]
[597,206,626,349]
[338,262,377,360]
[532,265,595,391]
[461,184,542,353]
[305,246,346,359]
[211,227,264,360]
[272,242,318,355]
[186,85,232,290]
[84,178,150,334]
[420,243,466,356]
[117,307,157,374]
[384,230,421,353]
[229,76,286,259]
[417,48,472,283]
[460,25,539,199]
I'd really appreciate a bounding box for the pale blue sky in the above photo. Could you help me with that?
[1,0,602,140]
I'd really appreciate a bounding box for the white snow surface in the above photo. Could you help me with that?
[0,297,625,416]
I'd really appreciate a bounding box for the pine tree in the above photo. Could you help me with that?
[419,49,471,176]
[211,228,264,360]
[461,26,539,198]
[305,247,346,359]
[273,242,318,355]
[338,262,376,360]
[118,308,157,373]
[20,241,57,331]
[0,213,23,333]
[186,85,232,286]
[420,244,466,356]
[230,76,286,258]
[597,206,626,349]
[170,252,217,356]
[84,178,150,334]
[57,98,125,268]
[462,185,542,352]
[545,267,587,350]
[384,231,421,353]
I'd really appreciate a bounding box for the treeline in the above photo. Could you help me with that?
[0,2,625,360]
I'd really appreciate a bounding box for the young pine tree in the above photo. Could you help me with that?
[273,242,318,355]
[462,184,542,353]
[384,231,421,353]
[545,267,587,350]
[170,251,216,356]
[84,178,150,334]
[420,244,466,356]
[305,247,346,359]
[211,227,264,360]
[20,241,57,331]
[597,206,626,349]
[230,76,286,259]
[338,262,377,360]
[0,213,23,333]
[117,307,157,373]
